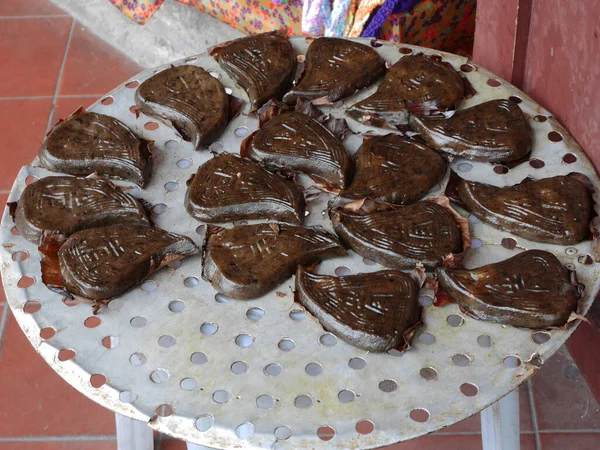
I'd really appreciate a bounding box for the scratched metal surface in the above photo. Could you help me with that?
[1,38,599,449]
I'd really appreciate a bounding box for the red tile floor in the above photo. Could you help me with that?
[0,1,599,449]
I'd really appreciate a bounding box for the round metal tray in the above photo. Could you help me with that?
[1,38,598,450]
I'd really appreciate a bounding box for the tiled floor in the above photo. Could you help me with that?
[0,1,599,449]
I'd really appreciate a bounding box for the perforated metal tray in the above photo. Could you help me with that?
[1,38,598,450]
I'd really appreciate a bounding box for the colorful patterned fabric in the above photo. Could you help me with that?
[343,0,359,35]
[379,0,476,56]
[326,0,356,37]
[180,0,305,34]
[302,0,356,37]
[107,0,475,56]
[108,0,165,24]
[349,0,385,37]
[302,1,330,35]
[361,0,420,38]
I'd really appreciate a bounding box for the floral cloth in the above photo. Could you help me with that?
[180,0,305,34]
[349,0,385,36]
[361,0,421,38]
[108,0,165,24]
[326,0,355,37]
[302,0,330,35]
[379,0,476,56]
[343,0,359,35]
[302,0,355,37]
[108,0,475,55]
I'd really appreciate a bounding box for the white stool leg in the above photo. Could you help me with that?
[481,388,520,450]
[115,413,154,450]
[186,443,214,450]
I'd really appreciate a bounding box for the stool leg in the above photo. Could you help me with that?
[186,443,215,450]
[115,413,154,450]
[481,388,520,450]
